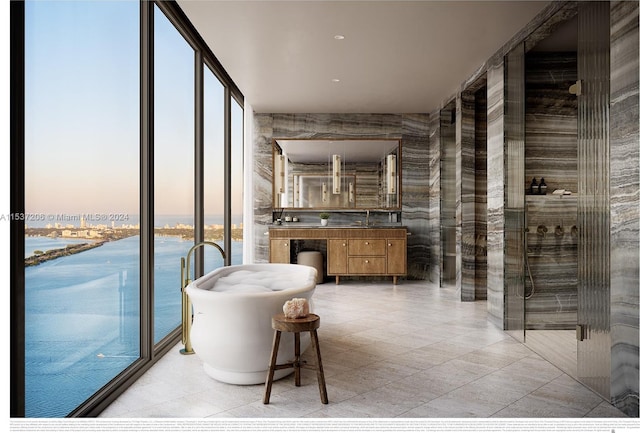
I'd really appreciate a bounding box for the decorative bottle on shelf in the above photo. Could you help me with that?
[539,178,547,195]
[530,178,538,195]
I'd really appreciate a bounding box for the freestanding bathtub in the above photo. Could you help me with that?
[185,263,317,385]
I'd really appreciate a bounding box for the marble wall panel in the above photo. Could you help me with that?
[461,91,476,302]
[609,0,639,417]
[486,64,505,328]
[524,196,578,330]
[440,103,457,287]
[524,52,578,330]
[461,81,488,302]
[253,114,274,262]
[455,97,463,297]
[525,52,578,194]
[401,114,431,280]
[428,112,441,284]
[474,88,488,301]
[252,113,430,280]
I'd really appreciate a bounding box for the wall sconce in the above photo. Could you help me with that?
[349,182,355,203]
[274,154,285,194]
[332,154,341,194]
[386,154,396,194]
[322,182,328,203]
[293,175,300,207]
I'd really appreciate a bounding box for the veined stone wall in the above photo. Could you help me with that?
[252,113,431,280]
[609,0,639,417]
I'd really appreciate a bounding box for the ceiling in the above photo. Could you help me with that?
[276,138,400,163]
[178,0,550,114]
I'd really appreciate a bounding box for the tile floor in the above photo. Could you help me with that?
[100,280,627,419]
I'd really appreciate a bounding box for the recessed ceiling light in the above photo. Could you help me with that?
[334,35,345,40]
[331,78,340,83]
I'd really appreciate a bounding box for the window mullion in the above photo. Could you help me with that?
[140,0,154,360]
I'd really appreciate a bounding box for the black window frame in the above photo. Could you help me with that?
[10,0,243,417]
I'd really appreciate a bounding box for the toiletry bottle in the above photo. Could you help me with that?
[530,178,538,195]
[539,178,547,195]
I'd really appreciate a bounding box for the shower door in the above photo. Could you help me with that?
[504,42,526,342]
[576,0,611,400]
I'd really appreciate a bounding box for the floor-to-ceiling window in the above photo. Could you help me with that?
[15,0,244,417]
[153,4,195,345]
[204,65,226,270]
[23,0,140,417]
[230,98,244,265]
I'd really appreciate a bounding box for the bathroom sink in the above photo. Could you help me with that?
[349,223,403,228]
[272,223,404,229]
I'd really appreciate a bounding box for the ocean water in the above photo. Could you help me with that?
[24,235,242,417]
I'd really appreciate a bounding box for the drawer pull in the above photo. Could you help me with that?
[343,243,347,247]
[365,260,369,264]
[284,243,288,246]
[365,241,369,245]
[388,243,392,246]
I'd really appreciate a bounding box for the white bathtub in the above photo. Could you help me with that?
[185,263,317,385]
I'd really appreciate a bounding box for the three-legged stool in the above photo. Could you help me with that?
[263,313,328,404]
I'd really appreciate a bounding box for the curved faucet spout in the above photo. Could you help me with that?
[180,241,226,355]
[184,241,226,288]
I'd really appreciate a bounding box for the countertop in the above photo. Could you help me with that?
[270,223,407,229]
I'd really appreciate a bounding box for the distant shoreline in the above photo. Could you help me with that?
[25,241,106,267]
[24,227,242,266]
[25,227,243,242]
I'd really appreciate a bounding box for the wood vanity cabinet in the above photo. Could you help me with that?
[327,239,348,274]
[386,237,407,275]
[270,227,407,284]
[269,239,291,263]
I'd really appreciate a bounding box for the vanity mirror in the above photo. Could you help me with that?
[272,138,401,210]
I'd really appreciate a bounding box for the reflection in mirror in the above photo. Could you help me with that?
[295,174,357,208]
[273,138,401,210]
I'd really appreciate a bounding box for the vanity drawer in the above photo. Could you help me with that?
[348,257,386,274]
[348,239,386,256]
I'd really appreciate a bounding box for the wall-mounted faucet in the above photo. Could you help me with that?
[537,224,548,237]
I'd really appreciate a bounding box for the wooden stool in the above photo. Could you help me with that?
[263,313,328,404]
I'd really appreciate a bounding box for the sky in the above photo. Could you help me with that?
[24,0,140,214]
[22,0,242,217]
